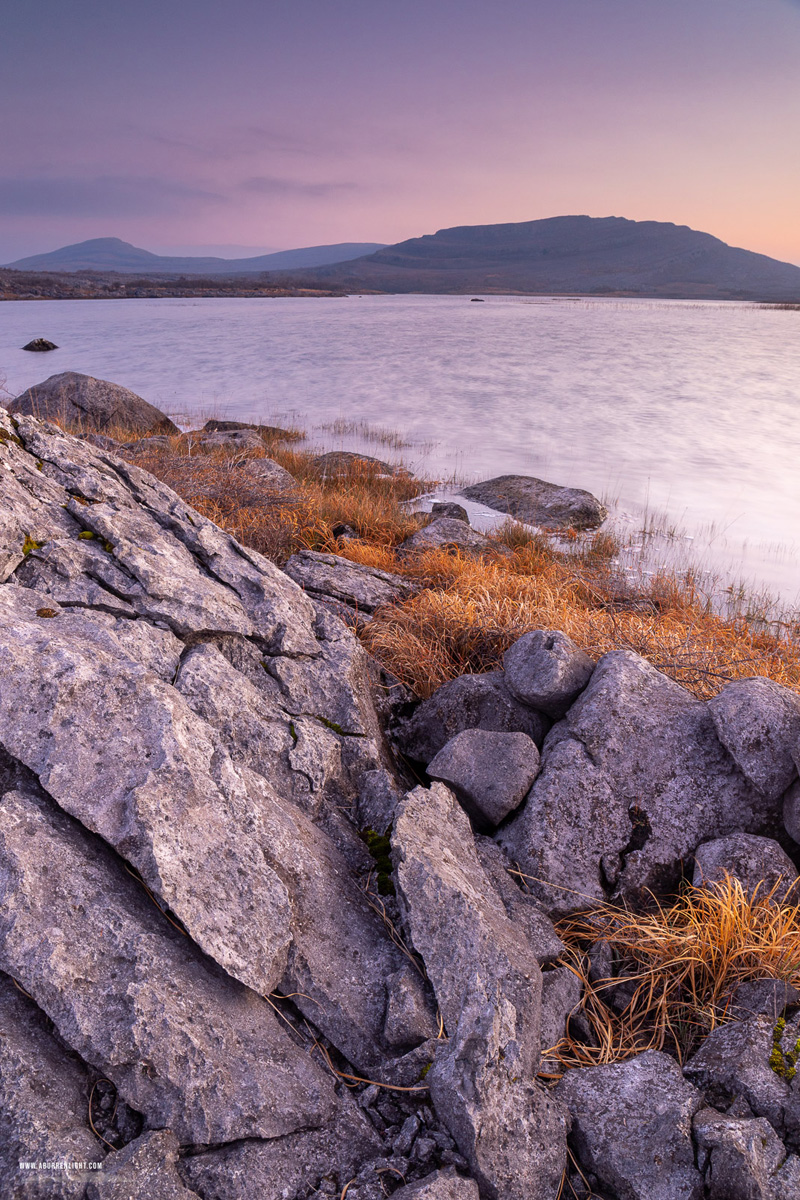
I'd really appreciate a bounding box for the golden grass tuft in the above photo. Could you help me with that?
[544,875,800,1073]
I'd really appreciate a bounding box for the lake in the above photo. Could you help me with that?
[2,293,799,610]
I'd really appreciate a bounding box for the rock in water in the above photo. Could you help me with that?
[8,371,178,434]
[460,474,607,530]
[21,337,58,352]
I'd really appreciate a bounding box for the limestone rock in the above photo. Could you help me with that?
[8,371,178,434]
[314,450,399,476]
[503,629,594,718]
[540,967,583,1071]
[0,784,336,1144]
[693,1107,787,1200]
[87,1131,199,1199]
[430,501,470,523]
[683,1016,797,1136]
[179,1097,384,1200]
[202,417,302,442]
[390,1169,480,1198]
[783,780,800,846]
[198,428,266,452]
[285,549,414,613]
[22,338,58,352]
[692,834,799,903]
[499,650,771,914]
[383,963,440,1050]
[708,678,800,802]
[427,729,540,829]
[0,971,106,1199]
[725,978,800,1022]
[243,456,297,489]
[473,837,566,964]
[392,671,549,765]
[555,1051,705,1200]
[460,474,607,531]
[398,517,494,556]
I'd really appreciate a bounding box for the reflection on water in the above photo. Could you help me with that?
[1,293,798,607]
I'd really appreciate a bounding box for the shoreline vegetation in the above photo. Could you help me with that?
[0,267,350,300]
[120,422,800,703]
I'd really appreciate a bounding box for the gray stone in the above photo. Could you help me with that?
[392,671,549,765]
[683,1017,797,1136]
[430,502,470,524]
[313,450,400,476]
[22,338,58,352]
[384,962,440,1049]
[460,474,607,531]
[708,678,800,802]
[9,372,178,434]
[393,783,566,1199]
[555,1051,705,1200]
[427,729,540,829]
[693,1107,786,1200]
[202,418,301,442]
[285,549,414,613]
[499,650,771,915]
[398,518,494,556]
[783,780,800,846]
[772,1155,800,1198]
[243,456,297,489]
[503,629,594,718]
[725,978,800,1023]
[540,967,583,1071]
[87,1131,198,1199]
[178,1096,384,1200]
[84,432,122,451]
[0,971,107,1199]
[693,834,799,904]
[473,837,566,964]
[198,428,266,452]
[124,434,173,452]
[390,1168,480,1198]
[0,785,336,1144]
[357,768,406,835]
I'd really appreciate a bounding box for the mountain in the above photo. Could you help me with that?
[281,216,800,300]
[5,237,387,275]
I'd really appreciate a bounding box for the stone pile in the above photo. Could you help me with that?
[0,407,799,1199]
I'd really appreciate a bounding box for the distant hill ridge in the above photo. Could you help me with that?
[5,237,387,275]
[289,215,800,300]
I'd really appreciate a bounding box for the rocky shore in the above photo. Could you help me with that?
[1,376,800,1199]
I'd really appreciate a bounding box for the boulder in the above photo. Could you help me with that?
[430,501,470,523]
[179,1096,384,1200]
[21,337,58,351]
[243,456,297,489]
[87,1131,199,1199]
[390,1169,480,1198]
[460,474,607,531]
[123,434,173,453]
[8,371,178,434]
[499,650,772,914]
[783,780,800,846]
[198,428,265,452]
[725,978,800,1023]
[473,837,567,965]
[285,549,415,614]
[707,678,800,802]
[202,417,302,442]
[426,729,540,829]
[314,450,400,476]
[0,971,107,1198]
[683,1016,798,1137]
[693,1107,787,1200]
[392,671,549,765]
[692,834,799,903]
[393,783,567,1199]
[503,629,594,718]
[555,1051,705,1200]
[540,967,583,1072]
[398,517,495,556]
[0,784,336,1145]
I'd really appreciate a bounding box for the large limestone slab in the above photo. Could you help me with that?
[0,784,336,1144]
[499,650,771,913]
[8,371,178,434]
[284,549,415,613]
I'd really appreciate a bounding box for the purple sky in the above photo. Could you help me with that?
[3,0,800,263]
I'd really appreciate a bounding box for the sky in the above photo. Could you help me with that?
[2,0,800,263]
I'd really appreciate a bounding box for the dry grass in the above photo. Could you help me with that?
[113,423,800,704]
[543,875,800,1073]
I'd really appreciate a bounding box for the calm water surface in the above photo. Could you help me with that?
[2,294,799,606]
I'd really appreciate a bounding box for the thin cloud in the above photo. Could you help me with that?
[240,175,357,198]
[0,176,225,218]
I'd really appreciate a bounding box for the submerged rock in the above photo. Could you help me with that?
[21,337,58,352]
[8,371,178,434]
[460,474,607,531]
